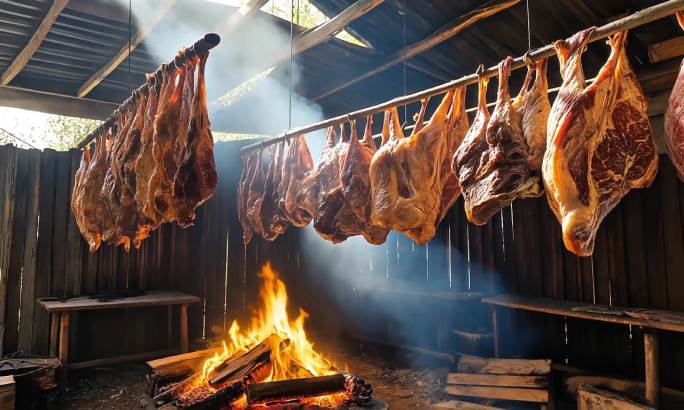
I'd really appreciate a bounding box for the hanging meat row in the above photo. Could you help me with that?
[71,49,218,252]
[238,27,661,257]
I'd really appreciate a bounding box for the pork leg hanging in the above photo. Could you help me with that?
[543,29,657,256]
[665,11,684,181]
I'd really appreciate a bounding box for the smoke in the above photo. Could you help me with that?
[116,0,324,135]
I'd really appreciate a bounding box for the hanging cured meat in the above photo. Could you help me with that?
[512,56,550,172]
[436,86,469,226]
[259,143,290,241]
[665,11,684,181]
[313,125,351,243]
[543,29,657,256]
[73,134,115,252]
[173,52,218,226]
[101,106,135,249]
[135,73,162,230]
[340,116,389,245]
[148,55,186,223]
[280,135,314,227]
[246,147,268,236]
[370,88,466,244]
[453,59,543,227]
[238,150,258,244]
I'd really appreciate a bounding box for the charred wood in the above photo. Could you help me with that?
[245,373,346,405]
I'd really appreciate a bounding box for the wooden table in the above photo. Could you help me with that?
[482,294,684,408]
[37,290,200,371]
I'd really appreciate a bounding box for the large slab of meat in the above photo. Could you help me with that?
[665,11,684,181]
[312,126,351,243]
[279,135,314,227]
[340,116,389,245]
[543,29,658,256]
[452,58,544,227]
[72,48,218,251]
[369,87,467,244]
[148,57,186,224]
[173,52,218,227]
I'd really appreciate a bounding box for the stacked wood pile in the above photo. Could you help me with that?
[437,355,551,408]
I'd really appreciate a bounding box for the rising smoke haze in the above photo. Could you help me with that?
[117,0,324,135]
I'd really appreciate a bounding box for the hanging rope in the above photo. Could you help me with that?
[288,0,296,131]
[401,0,407,122]
[128,0,132,93]
[526,0,532,51]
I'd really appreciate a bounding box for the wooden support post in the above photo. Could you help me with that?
[167,305,173,349]
[644,329,660,408]
[49,313,59,357]
[491,306,500,358]
[58,313,70,364]
[179,304,188,353]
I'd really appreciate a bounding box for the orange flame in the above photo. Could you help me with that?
[194,262,344,406]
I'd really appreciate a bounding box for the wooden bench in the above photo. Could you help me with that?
[37,290,200,372]
[483,294,684,408]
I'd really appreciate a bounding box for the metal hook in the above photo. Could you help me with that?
[476,64,486,77]
[523,51,534,67]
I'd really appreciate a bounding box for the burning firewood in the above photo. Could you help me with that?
[245,373,373,406]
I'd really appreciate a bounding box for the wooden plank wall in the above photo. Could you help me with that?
[1,142,683,391]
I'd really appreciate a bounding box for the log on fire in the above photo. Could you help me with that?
[208,334,285,387]
[246,373,347,405]
[152,334,286,408]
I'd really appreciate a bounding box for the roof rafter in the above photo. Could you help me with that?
[312,0,520,101]
[76,0,177,98]
[0,0,70,86]
[214,0,270,36]
[212,0,385,105]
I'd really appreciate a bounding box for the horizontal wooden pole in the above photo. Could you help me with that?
[241,0,684,153]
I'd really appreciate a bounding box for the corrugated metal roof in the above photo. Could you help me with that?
[0,0,682,133]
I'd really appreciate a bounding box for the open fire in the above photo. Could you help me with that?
[153,262,372,409]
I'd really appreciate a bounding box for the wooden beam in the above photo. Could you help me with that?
[0,85,118,120]
[214,0,270,36]
[444,385,549,403]
[292,0,385,55]
[649,35,684,63]
[447,373,548,388]
[456,355,551,376]
[578,385,654,410]
[313,0,520,101]
[0,0,70,85]
[76,0,177,97]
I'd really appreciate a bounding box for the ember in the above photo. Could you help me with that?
[154,262,372,409]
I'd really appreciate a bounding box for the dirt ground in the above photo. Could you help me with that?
[47,343,451,409]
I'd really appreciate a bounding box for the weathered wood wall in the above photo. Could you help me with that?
[0,141,683,390]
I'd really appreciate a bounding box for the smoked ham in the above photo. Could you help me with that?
[148,57,185,223]
[259,143,290,241]
[281,135,315,227]
[173,52,218,226]
[313,126,351,243]
[135,74,162,229]
[73,134,115,251]
[665,11,684,181]
[238,150,257,244]
[340,116,389,245]
[452,59,543,226]
[369,89,459,244]
[543,29,657,256]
